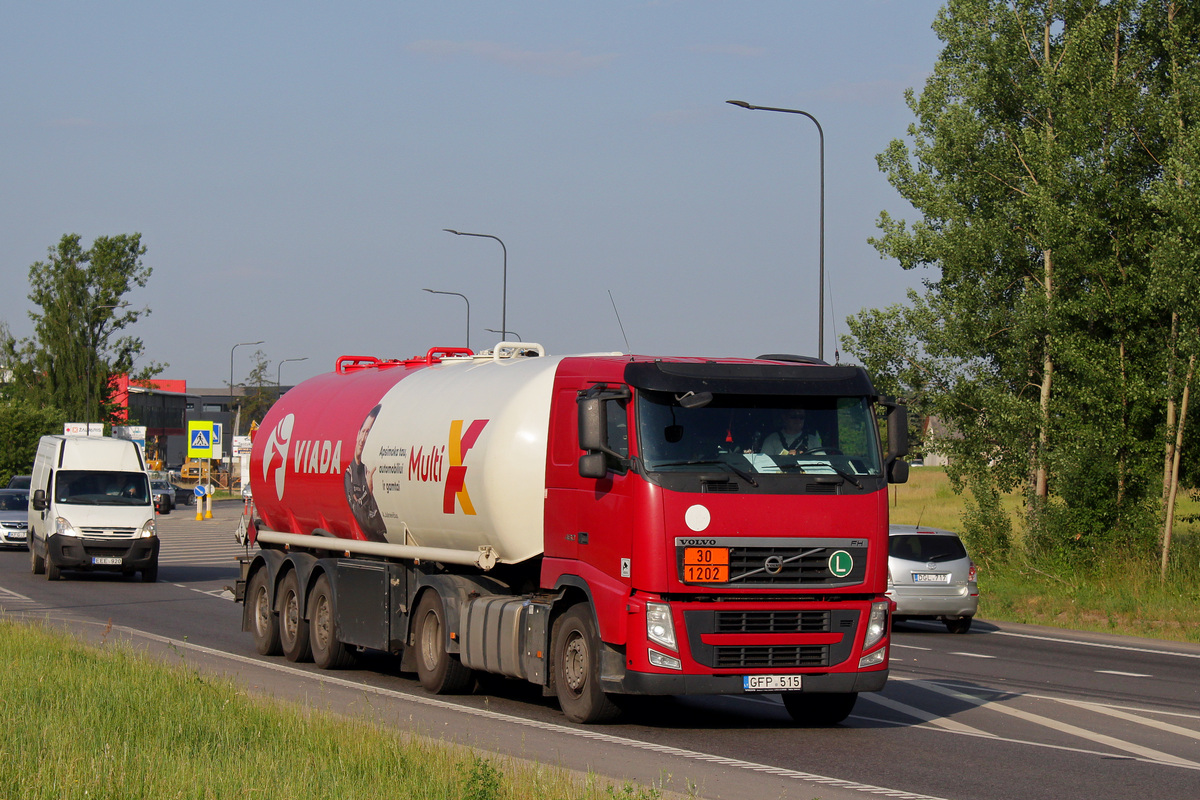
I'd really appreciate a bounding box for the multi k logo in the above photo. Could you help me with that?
[407,419,488,515]
[262,414,294,500]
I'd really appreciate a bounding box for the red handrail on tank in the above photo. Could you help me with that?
[408,347,474,366]
[336,348,474,374]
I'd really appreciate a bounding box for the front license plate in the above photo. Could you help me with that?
[912,572,949,583]
[744,674,802,692]
[92,556,123,566]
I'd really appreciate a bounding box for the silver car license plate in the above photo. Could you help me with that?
[912,572,950,583]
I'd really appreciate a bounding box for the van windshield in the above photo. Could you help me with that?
[55,471,150,506]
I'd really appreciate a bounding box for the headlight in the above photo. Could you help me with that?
[139,518,157,538]
[863,600,889,650]
[54,517,81,537]
[646,602,677,650]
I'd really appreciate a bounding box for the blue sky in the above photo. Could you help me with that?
[2,1,946,388]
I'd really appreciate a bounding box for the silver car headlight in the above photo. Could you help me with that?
[863,600,889,650]
[54,516,81,537]
[646,602,677,651]
[139,518,157,538]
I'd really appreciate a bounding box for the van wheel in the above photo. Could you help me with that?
[30,543,45,575]
[551,604,621,723]
[46,558,62,581]
[279,572,312,662]
[782,692,857,726]
[247,569,282,656]
[309,574,355,669]
[413,591,473,693]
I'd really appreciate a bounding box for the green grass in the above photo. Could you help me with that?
[890,467,1200,644]
[0,619,675,800]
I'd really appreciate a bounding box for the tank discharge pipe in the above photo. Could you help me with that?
[255,529,498,570]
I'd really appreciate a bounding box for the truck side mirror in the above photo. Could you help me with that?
[578,397,606,453]
[888,459,909,485]
[882,400,910,485]
[32,489,47,511]
[578,452,608,479]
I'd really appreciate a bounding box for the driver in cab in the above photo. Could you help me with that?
[759,409,821,456]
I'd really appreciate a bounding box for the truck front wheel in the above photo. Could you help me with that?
[413,590,473,694]
[309,574,355,669]
[247,569,282,656]
[551,605,620,724]
[781,692,857,726]
[279,572,312,662]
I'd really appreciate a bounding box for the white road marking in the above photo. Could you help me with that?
[992,629,1200,660]
[949,651,995,658]
[1051,696,1200,741]
[1095,670,1152,678]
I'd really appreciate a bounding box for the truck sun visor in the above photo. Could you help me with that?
[623,361,876,397]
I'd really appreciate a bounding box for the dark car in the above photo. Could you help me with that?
[150,480,175,514]
[7,475,31,490]
[0,488,29,548]
[887,524,979,633]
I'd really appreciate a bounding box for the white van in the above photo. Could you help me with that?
[28,435,160,582]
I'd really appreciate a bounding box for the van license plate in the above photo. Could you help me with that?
[744,674,802,692]
[92,556,122,566]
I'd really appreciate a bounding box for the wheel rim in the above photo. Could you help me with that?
[283,591,299,642]
[254,585,272,637]
[420,610,440,672]
[562,631,588,695]
[314,595,331,650]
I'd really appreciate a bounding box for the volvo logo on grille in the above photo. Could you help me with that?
[763,555,784,574]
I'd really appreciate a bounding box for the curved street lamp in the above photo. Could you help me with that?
[277,357,308,388]
[443,229,508,341]
[727,100,826,361]
[423,288,471,349]
[485,328,521,341]
[230,340,264,486]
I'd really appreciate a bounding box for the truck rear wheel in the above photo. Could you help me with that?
[781,692,857,726]
[413,590,473,694]
[551,604,621,724]
[247,569,282,656]
[309,574,356,669]
[279,572,312,662]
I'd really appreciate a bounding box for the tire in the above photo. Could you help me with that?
[945,616,973,634]
[782,692,857,726]
[309,574,355,669]
[247,569,282,656]
[551,604,621,724]
[279,571,312,662]
[30,540,45,575]
[46,556,62,582]
[412,590,473,694]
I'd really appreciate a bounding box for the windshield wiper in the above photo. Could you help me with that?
[788,462,864,489]
[650,459,759,487]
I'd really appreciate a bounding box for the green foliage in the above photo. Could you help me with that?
[850,0,1200,568]
[0,399,65,484]
[4,233,165,425]
[238,349,276,430]
[463,757,504,800]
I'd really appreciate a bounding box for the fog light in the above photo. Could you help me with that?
[648,649,682,670]
[859,647,887,668]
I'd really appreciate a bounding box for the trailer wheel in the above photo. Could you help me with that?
[551,604,621,724]
[309,574,356,669]
[413,591,472,694]
[247,568,282,656]
[781,692,857,726]
[279,571,312,662]
[30,541,45,575]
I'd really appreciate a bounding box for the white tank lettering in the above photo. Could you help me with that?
[293,440,309,472]
[318,440,332,472]
[329,440,342,472]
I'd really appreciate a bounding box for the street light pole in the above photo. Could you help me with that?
[422,288,471,350]
[485,328,521,341]
[443,229,508,341]
[277,357,308,389]
[727,100,826,361]
[229,340,264,487]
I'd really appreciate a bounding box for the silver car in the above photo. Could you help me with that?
[887,524,978,633]
[0,488,30,549]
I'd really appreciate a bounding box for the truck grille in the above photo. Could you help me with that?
[79,527,139,539]
[715,645,829,668]
[714,609,830,633]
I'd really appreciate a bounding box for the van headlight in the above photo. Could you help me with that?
[863,600,889,650]
[139,518,157,538]
[54,517,81,537]
[646,602,677,650]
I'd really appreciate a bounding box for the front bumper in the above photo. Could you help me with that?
[0,527,27,547]
[47,533,160,572]
[889,589,978,618]
[608,666,888,696]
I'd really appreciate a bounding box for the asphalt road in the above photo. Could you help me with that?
[2,503,1198,800]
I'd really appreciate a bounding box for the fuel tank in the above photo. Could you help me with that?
[250,347,562,564]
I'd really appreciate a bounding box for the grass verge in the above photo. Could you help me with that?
[890,468,1200,644]
[0,619,676,800]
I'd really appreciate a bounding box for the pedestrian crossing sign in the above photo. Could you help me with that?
[187,421,215,458]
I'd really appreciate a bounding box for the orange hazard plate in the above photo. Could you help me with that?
[683,547,729,582]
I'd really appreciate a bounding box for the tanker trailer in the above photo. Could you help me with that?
[238,343,909,724]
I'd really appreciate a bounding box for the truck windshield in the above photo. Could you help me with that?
[55,471,151,506]
[636,393,882,479]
